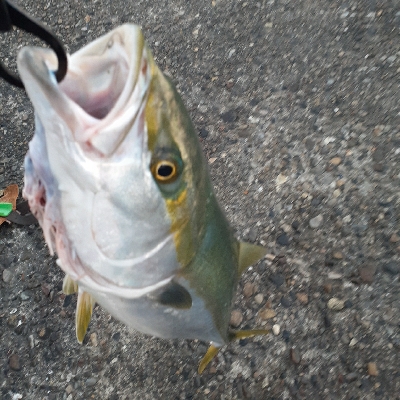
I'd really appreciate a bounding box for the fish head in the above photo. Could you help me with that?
[18,24,209,294]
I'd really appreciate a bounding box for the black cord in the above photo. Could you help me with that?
[0,0,67,89]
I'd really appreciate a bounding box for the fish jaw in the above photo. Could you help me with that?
[18,25,180,290]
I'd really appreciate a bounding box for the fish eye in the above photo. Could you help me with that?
[152,160,179,183]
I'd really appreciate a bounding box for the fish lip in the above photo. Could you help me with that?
[17,24,152,158]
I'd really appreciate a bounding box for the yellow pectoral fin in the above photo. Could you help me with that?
[238,241,267,275]
[62,274,78,295]
[76,289,95,344]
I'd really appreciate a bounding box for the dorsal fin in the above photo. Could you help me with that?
[238,241,267,275]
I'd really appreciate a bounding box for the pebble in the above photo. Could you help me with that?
[259,308,276,320]
[90,332,98,347]
[2,268,12,283]
[327,298,345,311]
[272,324,280,336]
[65,385,73,394]
[276,233,290,246]
[290,348,301,364]
[332,251,343,260]
[269,273,285,287]
[358,264,376,284]
[349,338,358,347]
[243,282,255,297]
[230,310,243,327]
[254,294,264,304]
[296,292,308,305]
[346,372,358,382]
[367,362,378,376]
[389,233,399,243]
[280,296,291,308]
[9,354,21,371]
[309,215,323,229]
[86,377,97,387]
[329,157,342,166]
[282,330,290,342]
[383,261,399,275]
[328,272,342,280]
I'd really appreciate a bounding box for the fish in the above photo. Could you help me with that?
[17,24,268,373]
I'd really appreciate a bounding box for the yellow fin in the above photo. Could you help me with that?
[238,241,267,275]
[62,274,78,295]
[198,344,220,374]
[76,289,94,344]
[229,329,270,341]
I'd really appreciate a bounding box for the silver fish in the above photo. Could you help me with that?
[18,24,267,373]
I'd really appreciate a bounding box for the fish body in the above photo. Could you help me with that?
[18,24,266,369]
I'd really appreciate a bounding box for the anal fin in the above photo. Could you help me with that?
[76,289,95,344]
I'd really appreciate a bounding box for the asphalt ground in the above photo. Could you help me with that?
[0,0,399,399]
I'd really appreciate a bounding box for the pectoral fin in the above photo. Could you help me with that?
[62,274,78,295]
[76,289,95,344]
[238,241,267,275]
[149,280,192,309]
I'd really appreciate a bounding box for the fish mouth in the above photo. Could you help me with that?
[18,24,153,157]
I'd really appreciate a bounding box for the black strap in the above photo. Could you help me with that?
[0,0,67,89]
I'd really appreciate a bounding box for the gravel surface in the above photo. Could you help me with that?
[1,0,399,399]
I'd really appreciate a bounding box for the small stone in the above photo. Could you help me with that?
[38,327,51,340]
[327,298,345,311]
[328,272,342,280]
[329,157,342,166]
[259,308,276,320]
[323,283,333,293]
[367,362,378,376]
[349,338,358,347]
[389,233,399,243]
[346,372,358,382]
[296,292,308,305]
[254,294,264,304]
[276,233,290,246]
[282,330,290,342]
[309,215,323,229]
[9,354,21,371]
[332,251,343,260]
[90,332,98,347]
[290,348,301,364]
[65,385,73,394]
[373,163,384,172]
[383,262,399,276]
[358,264,376,284]
[272,324,280,336]
[20,291,31,301]
[86,378,97,387]
[280,296,291,308]
[243,282,255,298]
[2,268,12,283]
[269,273,285,287]
[230,310,243,327]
